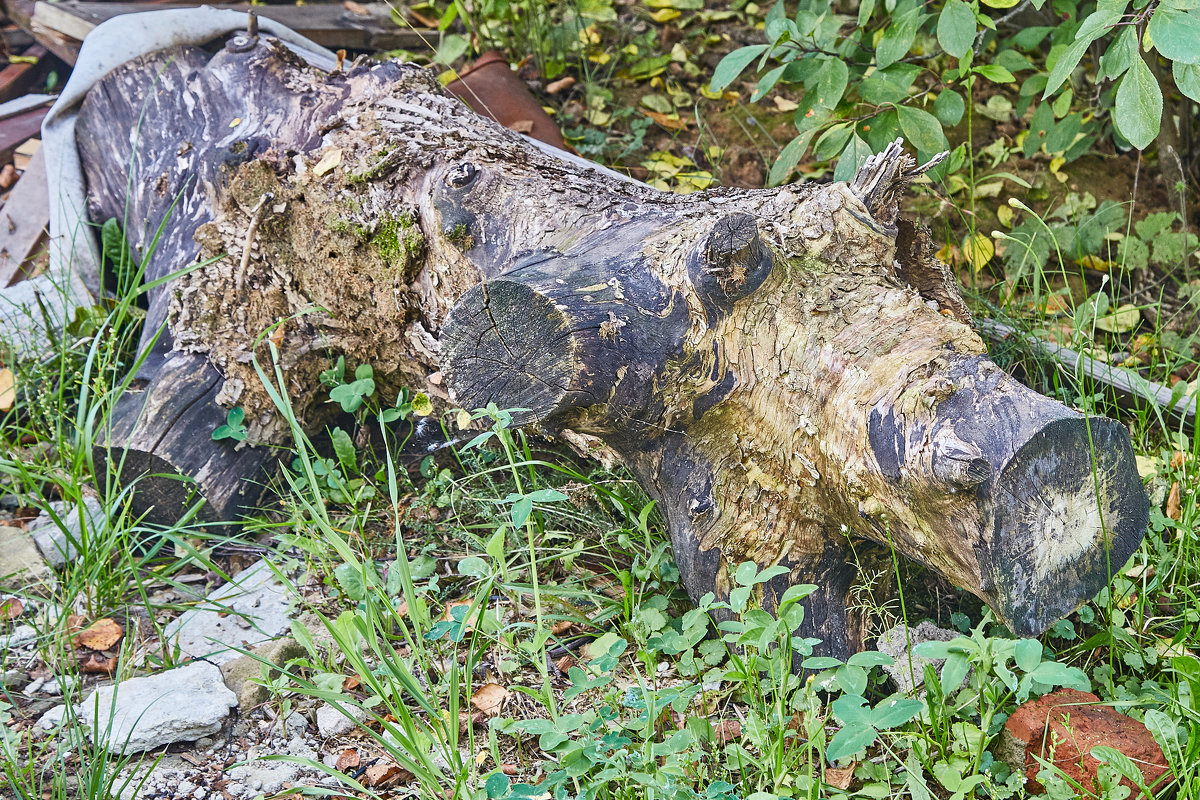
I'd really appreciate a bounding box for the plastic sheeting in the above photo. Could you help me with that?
[0,7,335,359]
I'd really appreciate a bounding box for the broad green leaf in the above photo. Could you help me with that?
[933,89,965,125]
[896,105,948,157]
[1100,26,1138,79]
[1075,1,1127,44]
[940,651,970,691]
[870,695,924,729]
[858,0,876,25]
[710,45,769,92]
[526,488,569,502]
[330,426,356,472]
[1043,36,1092,97]
[876,7,923,69]
[1174,61,1200,102]
[826,723,879,763]
[1014,639,1043,672]
[981,0,1019,8]
[1149,4,1200,64]
[751,64,787,102]
[937,0,976,58]
[832,134,873,182]
[458,555,490,578]
[975,64,1015,83]
[1114,55,1163,149]
[333,562,367,601]
[813,58,850,112]
[768,130,815,186]
[859,74,910,104]
[814,123,854,161]
[510,495,534,528]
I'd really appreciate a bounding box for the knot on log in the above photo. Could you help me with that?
[691,213,773,315]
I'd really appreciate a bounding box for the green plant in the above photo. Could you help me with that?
[711,0,1200,188]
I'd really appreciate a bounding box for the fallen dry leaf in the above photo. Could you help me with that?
[711,719,741,745]
[507,119,535,134]
[342,0,370,15]
[0,368,14,411]
[65,614,85,635]
[470,683,511,717]
[342,675,361,691]
[79,652,117,674]
[554,655,574,672]
[502,764,519,775]
[824,763,856,790]
[1172,451,1188,470]
[772,96,799,112]
[0,596,23,620]
[550,620,573,635]
[73,618,124,651]
[643,110,687,131]
[335,748,359,772]
[1167,482,1182,521]
[364,761,406,787]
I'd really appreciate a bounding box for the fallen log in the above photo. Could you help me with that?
[73,21,1149,657]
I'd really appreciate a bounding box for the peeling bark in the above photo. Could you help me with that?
[78,31,1149,656]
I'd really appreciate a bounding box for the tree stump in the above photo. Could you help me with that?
[75,26,1149,656]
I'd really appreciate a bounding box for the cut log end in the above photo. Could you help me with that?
[440,280,578,425]
[986,416,1149,637]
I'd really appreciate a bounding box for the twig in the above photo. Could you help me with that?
[235,193,274,293]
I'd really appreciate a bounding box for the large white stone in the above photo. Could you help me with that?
[874,619,961,694]
[162,559,294,664]
[28,496,106,569]
[78,661,236,753]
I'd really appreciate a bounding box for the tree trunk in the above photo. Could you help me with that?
[77,28,1149,657]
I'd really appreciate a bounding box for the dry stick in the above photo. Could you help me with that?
[978,317,1197,430]
[235,192,274,294]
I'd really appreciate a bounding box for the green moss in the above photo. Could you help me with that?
[447,223,475,250]
[371,214,424,270]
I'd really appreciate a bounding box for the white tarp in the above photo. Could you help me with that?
[0,7,335,359]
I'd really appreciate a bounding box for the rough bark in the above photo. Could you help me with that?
[77,30,1150,657]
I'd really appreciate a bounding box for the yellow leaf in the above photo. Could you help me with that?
[0,368,13,411]
[1137,453,1156,484]
[649,7,680,22]
[229,117,242,128]
[1095,303,1141,333]
[962,233,995,272]
[1078,254,1110,271]
[997,205,1014,228]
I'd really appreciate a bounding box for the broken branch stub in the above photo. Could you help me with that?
[75,28,1149,656]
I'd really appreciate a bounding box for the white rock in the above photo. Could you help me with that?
[162,560,294,665]
[0,624,36,649]
[1,668,24,687]
[194,788,208,799]
[78,661,236,754]
[37,704,68,730]
[284,710,307,737]
[315,702,367,738]
[28,497,105,569]
[24,676,45,693]
[43,675,78,697]
[874,620,961,694]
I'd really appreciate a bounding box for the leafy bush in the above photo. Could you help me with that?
[712,0,1200,185]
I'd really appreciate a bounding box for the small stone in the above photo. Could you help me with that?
[28,497,106,569]
[0,525,56,590]
[42,675,78,697]
[316,702,368,738]
[0,624,36,650]
[24,677,45,693]
[999,688,1171,795]
[195,737,214,749]
[178,780,196,795]
[77,661,237,754]
[37,704,68,730]
[2,668,25,687]
[284,710,307,736]
[194,788,207,799]
[874,620,960,694]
